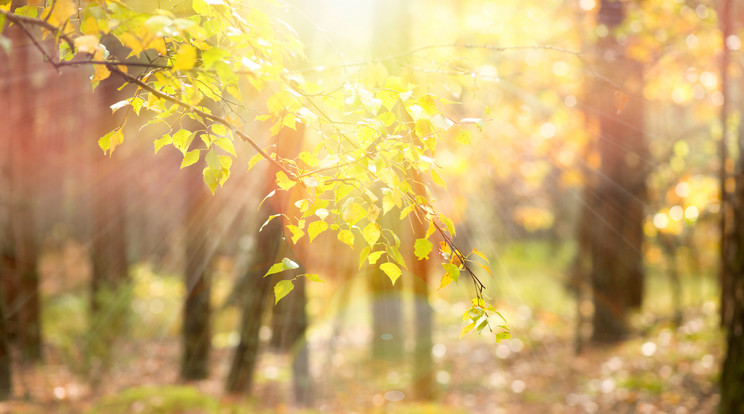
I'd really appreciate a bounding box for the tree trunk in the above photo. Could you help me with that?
[180,170,213,380]
[3,22,42,362]
[411,180,433,400]
[588,0,646,343]
[719,0,743,406]
[720,126,744,414]
[87,79,130,381]
[368,0,409,364]
[0,275,11,400]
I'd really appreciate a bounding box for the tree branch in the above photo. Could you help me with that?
[0,9,75,53]
[106,65,296,180]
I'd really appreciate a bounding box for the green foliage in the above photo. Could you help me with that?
[86,385,219,414]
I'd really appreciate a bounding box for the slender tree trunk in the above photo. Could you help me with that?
[225,154,285,394]
[719,0,734,330]
[0,277,11,400]
[588,0,646,343]
[368,0,409,364]
[180,170,213,380]
[720,114,744,414]
[4,22,42,362]
[719,0,744,407]
[87,79,130,381]
[411,180,433,400]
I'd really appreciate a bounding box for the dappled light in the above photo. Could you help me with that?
[0,0,743,413]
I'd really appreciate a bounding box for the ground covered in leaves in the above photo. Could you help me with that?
[0,242,724,413]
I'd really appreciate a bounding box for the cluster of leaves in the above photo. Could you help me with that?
[0,0,506,338]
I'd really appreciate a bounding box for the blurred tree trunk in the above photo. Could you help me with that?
[368,0,409,363]
[410,184,433,400]
[0,277,11,400]
[719,0,743,407]
[585,0,646,343]
[719,0,734,331]
[87,79,130,380]
[266,124,312,404]
[3,21,42,362]
[180,169,213,380]
[225,139,286,394]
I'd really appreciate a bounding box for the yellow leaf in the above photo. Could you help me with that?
[180,149,200,169]
[362,222,380,246]
[438,273,453,290]
[50,0,76,25]
[338,230,355,248]
[274,280,294,304]
[380,262,401,285]
[367,251,385,265]
[92,47,110,81]
[81,16,99,35]
[456,129,472,145]
[308,220,329,242]
[342,201,366,226]
[286,225,304,244]
[172,44,196,71]
[459,322,475,339]
[74,35,99,54]
[276,171,296,191]
[119,33,143,57]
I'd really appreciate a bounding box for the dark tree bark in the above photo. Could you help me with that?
[2,22,42,362]
[180,169,213,380]
[87,79,130,381]
[586,0,646,343]
[720,165,744,412]
[225,125,296,393]
[0,275,11,400]
[719,0,744,408]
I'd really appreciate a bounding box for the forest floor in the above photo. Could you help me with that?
[0,241,725,413]
[0,302,723,414]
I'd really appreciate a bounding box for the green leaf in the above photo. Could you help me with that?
[443,263,460,282]
[308,220,329,242]
[362,222,380,246]
[264,258,300,277]
[274,280,294,304]
[495,332,511,343]
[440,215,456,236]
[181,149,201,169]
[414,238,433,260]
[380,262,401,285]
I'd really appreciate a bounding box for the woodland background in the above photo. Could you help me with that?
[0,0,742,413]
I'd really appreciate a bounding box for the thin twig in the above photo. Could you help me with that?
[106,65,295,179]
[0,9,75,53]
